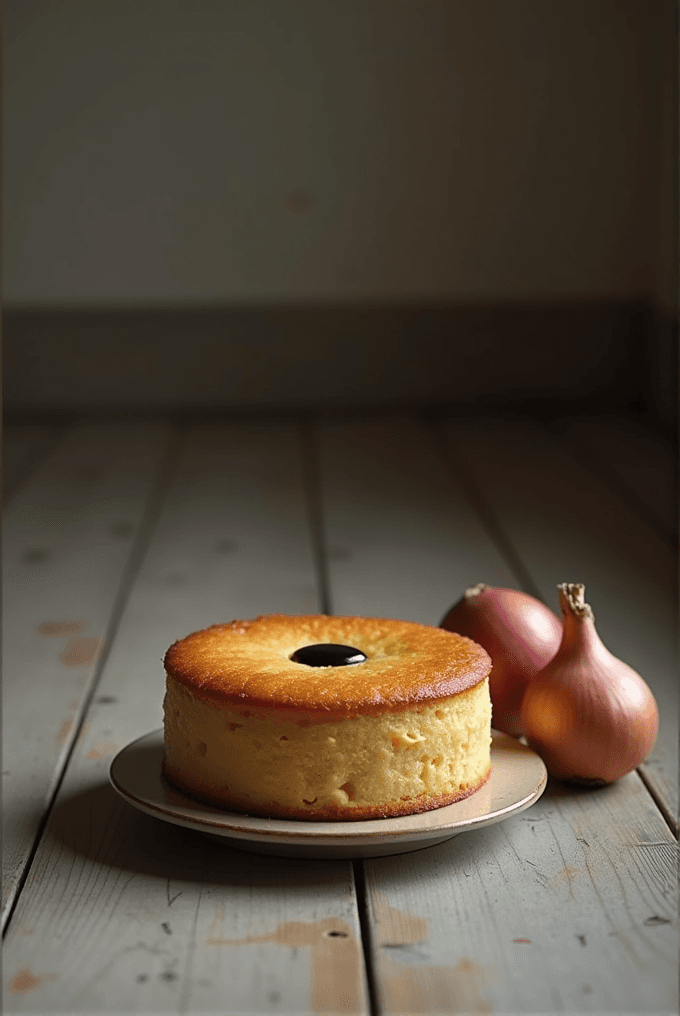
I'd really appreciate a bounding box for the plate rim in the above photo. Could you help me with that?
[110,728,547,847]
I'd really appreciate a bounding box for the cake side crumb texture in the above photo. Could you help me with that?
[163,675,491,820]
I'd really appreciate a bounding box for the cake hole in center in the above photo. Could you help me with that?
[290,643,366,667]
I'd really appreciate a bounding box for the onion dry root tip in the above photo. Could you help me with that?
[558,582,594,621]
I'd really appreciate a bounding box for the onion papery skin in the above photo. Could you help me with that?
[440,584,562,736]
[520,584,659,784]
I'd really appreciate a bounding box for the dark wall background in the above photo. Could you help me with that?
[3,1,677,429]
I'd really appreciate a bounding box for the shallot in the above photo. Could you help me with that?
[440,583,562,735]
[521,583,659,783]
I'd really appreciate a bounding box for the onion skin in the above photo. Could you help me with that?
[440,583,562,736]
[521,583,659,784]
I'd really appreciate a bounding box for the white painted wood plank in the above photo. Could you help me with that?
[315,416,520,623]
[364,773,677,1015]
[2,422,171,926]
[4,791,367,1016]
[2,424,62,500]
[441,415,678,826]
[554,413,677,543]
[3,423,369,1016]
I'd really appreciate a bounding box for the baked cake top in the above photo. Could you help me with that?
[164,614,491,716]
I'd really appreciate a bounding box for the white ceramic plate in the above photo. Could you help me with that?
[110,729,547,858]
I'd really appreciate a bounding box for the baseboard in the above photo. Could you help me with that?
[2,299,671,426]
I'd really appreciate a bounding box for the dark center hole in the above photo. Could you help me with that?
[290,644,367,667]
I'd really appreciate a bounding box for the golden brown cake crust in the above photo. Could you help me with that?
[163,614,491,716]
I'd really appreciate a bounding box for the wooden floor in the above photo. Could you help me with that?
[3,411,677,1016]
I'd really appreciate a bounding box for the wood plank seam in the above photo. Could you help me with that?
[637,766,680,840]
[310,417,406,1014]
[547,419,677,548]
[1,425,185,938]
[2,426,66,505]
[352,858,380,1016]
[422,416,545,603]
[305,418,379,1006]
[506,417,676,829]
[301,421,333,615]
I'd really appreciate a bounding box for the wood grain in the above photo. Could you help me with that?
[365,774,677,1014]
[2,422,171,927]
[3,786,368,1015]
[3,423,370,1015]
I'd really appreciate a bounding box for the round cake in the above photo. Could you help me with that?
[162,614,492,820]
